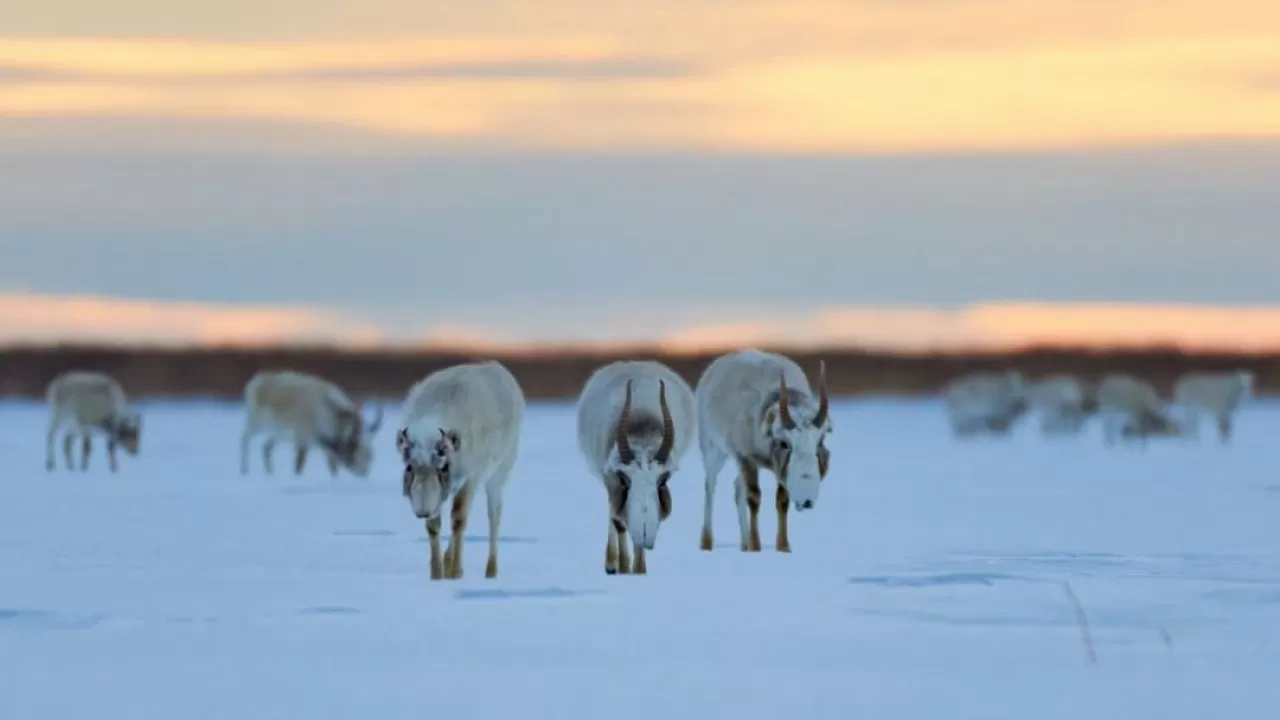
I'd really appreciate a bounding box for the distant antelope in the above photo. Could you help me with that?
[1172,370,1255,443]
[1027,374,1096,435]
[944,371,1028,437]
[397,361,525,580]
[576,360,695,575]
[240,370,383,477]
[45,370,141,472]
[1095,373,1186,447]
[695,349,831,554]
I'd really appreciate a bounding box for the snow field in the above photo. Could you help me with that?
[1,398,1278,720]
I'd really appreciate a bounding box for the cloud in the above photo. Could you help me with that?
[2,292,1280,353]
[0,37,624,77]
[0,57,699,84]
[3,1,1277,53]
[3,17,1280,153]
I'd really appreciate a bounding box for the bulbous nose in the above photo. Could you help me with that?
[633,523,658,550]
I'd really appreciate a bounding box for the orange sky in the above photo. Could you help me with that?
[2,0,1280,153]
[3,292,1279,353]
[1,1,1277,349]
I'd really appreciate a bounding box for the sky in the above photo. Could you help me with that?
[1,0,1278,351]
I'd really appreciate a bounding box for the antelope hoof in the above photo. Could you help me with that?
[700,528,714,551]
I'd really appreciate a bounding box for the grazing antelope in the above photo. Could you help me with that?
[1095,373,1185,447]
[240,370,383,477]
[576,360,695,575]
[1172,370,1255,443]
[1026,374,1096,435]
[396,361,524,580]
[695,349,831,554]
[45,370,141,472]
[944,370,1028,437]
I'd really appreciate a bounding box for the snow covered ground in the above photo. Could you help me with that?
[2,398,1278,720]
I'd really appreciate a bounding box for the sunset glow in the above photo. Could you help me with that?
[2,0,1279,153]
[2,1,1277,350]
[3,293,1279,353]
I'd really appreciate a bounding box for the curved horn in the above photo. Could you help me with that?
[778,372,797,430]
[615,379,635,465]
[812,360,829,428]
[654,379,675,464]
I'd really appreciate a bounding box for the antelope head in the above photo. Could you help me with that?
[762,361,832,512]
[323,399,384,477]
[397,426,461,520]
[607,378,677,551]
[111,408,142,455]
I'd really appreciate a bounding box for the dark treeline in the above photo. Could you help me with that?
[0,343,1274,403]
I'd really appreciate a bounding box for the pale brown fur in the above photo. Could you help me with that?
[735,442,829,553]
[293,445,341,477]
[695,350,832,555]
[1096,373,1185,446]
[399,361,524,581]
[578,360,695,577]
[45,371,140,473]
[613,520,634,575]
[241,370,380,477]
[775,485,791,553]
[606,490,632,574]
[606,521,620,574]
[427,516,444,580]
[739,457,763,552]
[443,483,477,579]
[603,409,668,577]
[1173,370,1254,443]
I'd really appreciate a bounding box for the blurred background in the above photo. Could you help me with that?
[2,0,1277,399]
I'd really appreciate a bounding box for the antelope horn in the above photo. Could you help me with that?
[654,380,675,464]
[812,360,829,428]
[778,372,797,429]
[615,379,635,464]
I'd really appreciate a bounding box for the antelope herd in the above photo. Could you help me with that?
[945,368,1256,446]
[40,356,1256,579]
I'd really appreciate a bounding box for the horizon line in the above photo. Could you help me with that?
[5,292,1280,356]
[4,332,1280,360]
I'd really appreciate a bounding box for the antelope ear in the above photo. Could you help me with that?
[435,427,459,449]
[438,428,460,451]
